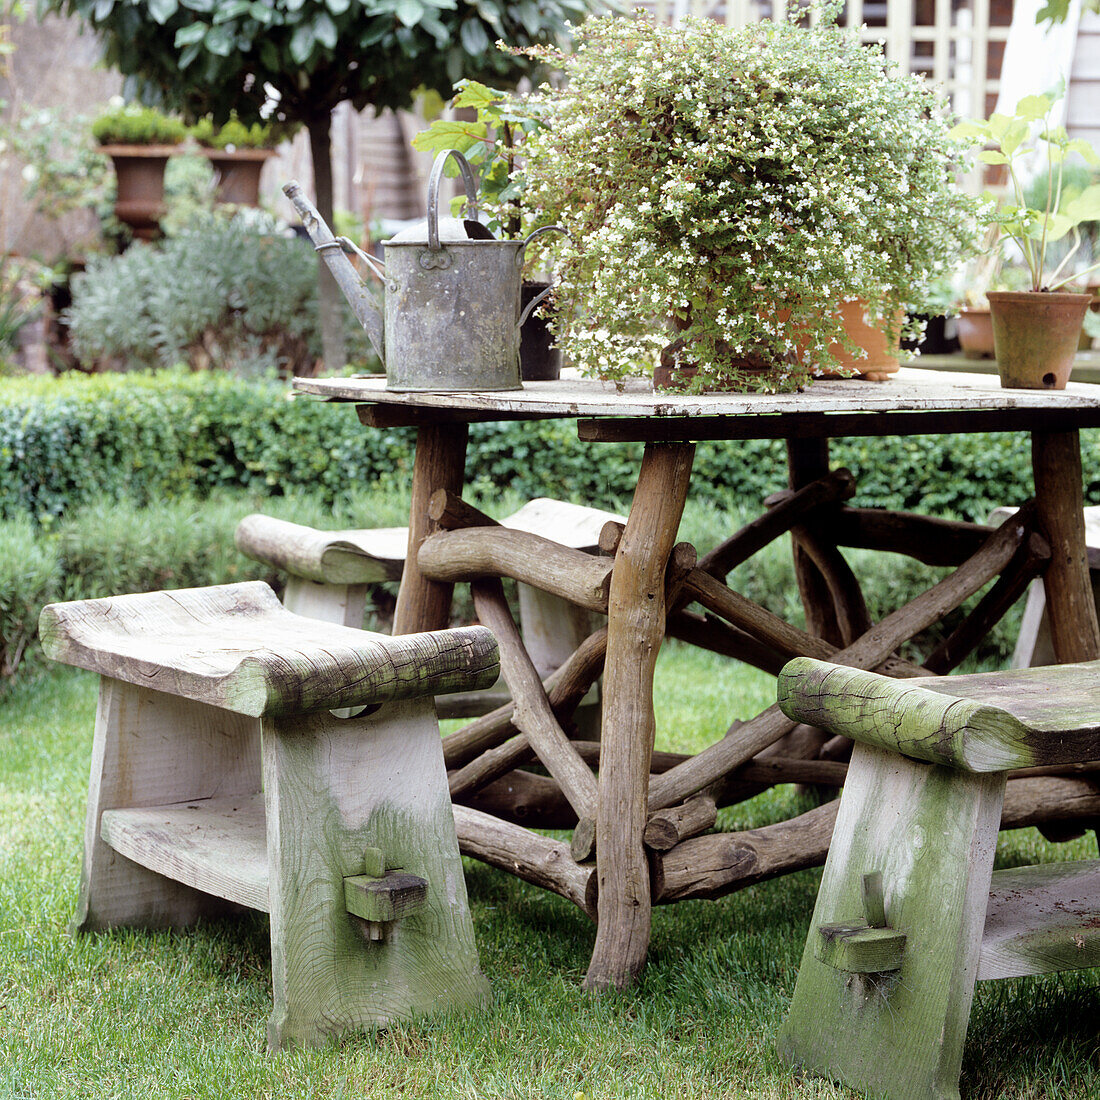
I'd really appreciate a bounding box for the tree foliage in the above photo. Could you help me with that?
[42,0,600,127]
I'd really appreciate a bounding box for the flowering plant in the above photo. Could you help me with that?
[519,10,981,391]
[950,91,1100,292]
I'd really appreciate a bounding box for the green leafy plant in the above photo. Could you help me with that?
[951,91,1100,292]
[65,214,325,375]
[520,10,981,392]
[90,102,188,146]
[190,114,275,151]
[412,80,543,238]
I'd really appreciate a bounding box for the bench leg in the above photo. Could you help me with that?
[75,678,259,933]
[263,698,489,1050]
[282,576,369,629]
[778,743,1006,1100]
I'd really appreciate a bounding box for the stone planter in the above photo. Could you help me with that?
[200,147,276,206]
[100,144,181,240]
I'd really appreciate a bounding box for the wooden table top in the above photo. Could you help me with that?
[294,367,1100,441]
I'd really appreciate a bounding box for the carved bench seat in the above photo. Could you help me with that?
[41,581,499,1050]
[775,657,1100,1100]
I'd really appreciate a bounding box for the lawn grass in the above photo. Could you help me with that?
[1,650,1097,1100]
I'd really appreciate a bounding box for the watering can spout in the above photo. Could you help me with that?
[282,180,386,362]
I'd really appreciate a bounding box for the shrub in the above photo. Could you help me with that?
[91,103,188,146]
[0,515,59,680]
[190,115,274,150]
[65,215,326,375]
[2,372,1093,528]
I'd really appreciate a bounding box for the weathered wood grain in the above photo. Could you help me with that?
[419,528,614,613]
[264,699,489,1049]
[643,795,717,852]
[923,531,1050,673]
[235,513,405,585]
[789,521,871,647]
[100,795,269,912]
[651,513,1029,809]
[680,570,929,678]
[650,774,1100,903]
[787,438,845,648]
[831,507,994,567]
[74,679,259,932]
[586,441,695,991]
[295,369,1100,429]
[471,579,598,821]
[452,803,594,918]
[1032,429,1100,663]
[40,582,500,717]
[392,422,468,634]
[442,627,607,771]
[777,743,1005,1100]
[694,468,856,584]
[978,861,1100,979]
[778,657,1100,771]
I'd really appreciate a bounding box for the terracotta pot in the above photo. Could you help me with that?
[100,144,180,240]
[201,146,275,206]
[987,290,1091,390]
[519,281,562,381]
[793,299,902,381]
[956,307,995,359]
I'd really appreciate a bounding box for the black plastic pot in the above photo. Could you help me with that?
[519,281,562,381]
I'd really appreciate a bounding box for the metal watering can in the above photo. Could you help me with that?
[284,150,563,391]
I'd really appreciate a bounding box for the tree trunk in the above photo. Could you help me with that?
[307,112,347,374]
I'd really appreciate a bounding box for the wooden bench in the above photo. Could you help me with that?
[774,657,1100,1100]
[40,581,500,1050]
[235,497,624,726]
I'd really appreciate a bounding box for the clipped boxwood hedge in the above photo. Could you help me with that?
[3,372,1093,524]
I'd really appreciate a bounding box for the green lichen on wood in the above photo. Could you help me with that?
[778,742,1006,1100]
[775,657,1096,772]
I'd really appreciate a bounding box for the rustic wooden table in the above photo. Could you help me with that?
[294,367,1100,991]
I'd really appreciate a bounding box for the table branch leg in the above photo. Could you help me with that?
[584,441,695,991]
[393,423,469,635]
[1031,429,1100,663]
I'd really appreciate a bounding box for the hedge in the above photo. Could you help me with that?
[3,372,1092,524]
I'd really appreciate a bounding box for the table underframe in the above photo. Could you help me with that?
[300,378,1100,991]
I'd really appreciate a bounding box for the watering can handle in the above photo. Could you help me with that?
[517,225,570,328]
[427,150,480,251]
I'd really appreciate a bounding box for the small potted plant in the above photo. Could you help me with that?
[413,80,563,380]
[516,8,981,393]
[190,114,279,207]
[951,91,1100,388]
[91,101,188,239]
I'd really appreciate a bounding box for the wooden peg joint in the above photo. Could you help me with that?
[344,870,429,928]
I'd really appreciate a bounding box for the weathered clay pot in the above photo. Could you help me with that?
[201,147,275,206]
[987,290,1091,390]
[100,144,179,240]
[956,307,995,359]
[814,299,901,381]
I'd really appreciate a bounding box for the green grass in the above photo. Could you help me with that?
[2,653,1097,1100]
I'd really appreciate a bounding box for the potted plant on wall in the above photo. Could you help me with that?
[951,91,1100,388]
[91,101,188,240]
[516,7,981,393]
[190,114,279,207]
[413,80,563,380]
